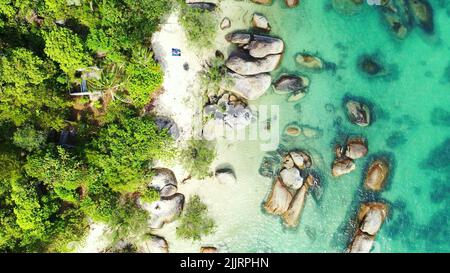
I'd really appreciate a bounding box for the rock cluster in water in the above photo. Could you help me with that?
[264,150,320,227]
[348,203,388,253]
[332,137,368,177]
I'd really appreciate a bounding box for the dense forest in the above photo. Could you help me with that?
[0,0,177,252]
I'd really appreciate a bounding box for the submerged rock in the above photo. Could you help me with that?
[149,193,185,229]
[346,100,371,127]
[264,178,293,215]
[252,13,271,31]
[222,72,272,100]
[332,0,364,15]
[345,137,368,159]
[246,35,284,58]
[409,0,434,34]
[225,53,282,76]
[285,0,299,7]
[382,9,409,39]
[296,53,324,70]
[332,158,356,177]
[273,74,309,93]
[359,55,385,76]
[364,159,389,191]
[285,125,301,136]
[280,167,304,190]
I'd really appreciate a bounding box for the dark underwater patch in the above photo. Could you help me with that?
[431,107,450,127]
[386,131,408,148]
[421,138,450,170]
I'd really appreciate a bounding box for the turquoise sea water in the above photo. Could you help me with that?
[213,0,450,252]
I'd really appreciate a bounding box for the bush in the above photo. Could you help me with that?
[181,140,216,179]
[179,5,218,49]
[176,195,215,241]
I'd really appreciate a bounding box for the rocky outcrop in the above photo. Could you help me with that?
[364,159,389,191]
[252,13,271,31]
[149,193,185,229]
[221,72,271,100]
[264,149,319,228]
[331,137,367,177]
[348,203,388,253]
[226,33,252,45]
[264,178,293,215]
[346,100,371,127]
[225,52,282,75]
[246,36,284,58]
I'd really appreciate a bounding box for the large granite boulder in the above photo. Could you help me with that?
[150,168,178,197]
[349,233,375,253]
[137,235,169,253]
[246,35,284,58]
[360,208,385,236]
[345,138,368,159]
[289,151,312,169]
[252,13,271,31]
[282,183,309,227]
[364,159,389,191]
[273,74,309,93]
[264,178,293,215]
[215,167,236,184]
[225,53,282,75]
[332,158,356,177]
[149,193,185,229]
[280,167,304,190]
[346,100,371,127]
[226,33,252,45]
[221,72,271,100]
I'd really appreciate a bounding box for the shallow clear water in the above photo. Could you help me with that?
[210,0,450,253]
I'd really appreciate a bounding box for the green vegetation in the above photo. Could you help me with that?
[0,0,174,252]
[176,195,215,241]
[179,3,218,49]
[181,140,216,179]
[200,57,227,96]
